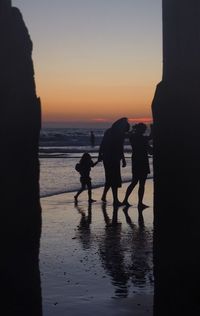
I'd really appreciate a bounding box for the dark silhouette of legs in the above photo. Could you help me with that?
[74,184,85,201]
[122,177,139,205]
[123,174,148,207]
[138,175,148,208]
[88,182,96,203]
[101,185,121,205]
[112,186,121,206]
[75,180,96,203]
[101,202,111,225]
[101,184,110,202]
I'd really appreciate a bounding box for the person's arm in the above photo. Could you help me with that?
[91,159,99,167]
[98,143,103,162]
[120,137,126,167]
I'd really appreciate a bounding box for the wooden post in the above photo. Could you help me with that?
[0,3,42,315]
[152,1,200,314]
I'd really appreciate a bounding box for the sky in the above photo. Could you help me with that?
[12,0,162,127]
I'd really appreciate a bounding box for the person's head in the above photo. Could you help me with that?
[80,152,91,164]
[111,117,130,134]
[135,123,147,135]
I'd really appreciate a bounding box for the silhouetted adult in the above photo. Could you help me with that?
[98,118,130,206]
[122,123,152,209]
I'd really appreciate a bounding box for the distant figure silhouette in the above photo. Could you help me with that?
[98,118,130,206]
[122,123,152,209]
[74,153,98,203]
[90,131,95,147]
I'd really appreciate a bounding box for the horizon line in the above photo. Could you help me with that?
[41,117,153,128]
[43,117,153,124]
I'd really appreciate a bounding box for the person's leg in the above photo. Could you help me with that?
[112,186,121,206]
[122,177,139,205]
[101,184,110,202]
[74,183,85,201]
[102,160,112,202]
[88,181,96,203]
[138,175,147,208]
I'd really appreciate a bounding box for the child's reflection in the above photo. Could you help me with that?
[75,203,92,250]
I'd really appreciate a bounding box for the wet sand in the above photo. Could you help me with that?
[40,180,154,316]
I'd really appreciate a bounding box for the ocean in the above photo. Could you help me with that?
[39,127,153,197]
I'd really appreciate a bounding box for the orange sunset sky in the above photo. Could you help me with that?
[13,0,162,127]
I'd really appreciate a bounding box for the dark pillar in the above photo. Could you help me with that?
[152,1,200,315]
[0,1,42,315]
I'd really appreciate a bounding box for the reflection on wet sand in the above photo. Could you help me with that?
[74,201,153,299]
[124,206,153,288]
[99,205,129,298]
[75,203,92,250]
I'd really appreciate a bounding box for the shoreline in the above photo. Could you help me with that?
[40,177,154,199]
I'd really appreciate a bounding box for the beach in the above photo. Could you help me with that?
[40,179,154,316]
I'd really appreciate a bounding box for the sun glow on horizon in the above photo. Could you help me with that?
[13,0,162,126]
[42,115,153,128]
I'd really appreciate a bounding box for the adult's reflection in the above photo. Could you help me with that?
[101,201,111,226]
[123,206,153,289]
[99,204,129,298]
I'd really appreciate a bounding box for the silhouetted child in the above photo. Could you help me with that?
[74,153,98,203]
